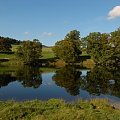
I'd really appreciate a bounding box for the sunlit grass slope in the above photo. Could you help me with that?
[41,47,55,59]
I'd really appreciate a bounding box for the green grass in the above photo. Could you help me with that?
[0,46,55,59]
[0,99,120,120]
[0,66,16,72]
[41,47,55,59]
[0,54,15,59]
[11,45,21,52]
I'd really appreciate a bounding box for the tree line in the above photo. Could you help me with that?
[53,28,120,66]
[0,28,120,66]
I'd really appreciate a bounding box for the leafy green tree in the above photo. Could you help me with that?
[109,28,120,65]
[17,40,42,64]
[0,36,20,45]
[52,30,82,63]
[84,28,120,65]
[53,40,75,62]
[0,38,12,52]
[85,32,111,64]
[0,36,20,52]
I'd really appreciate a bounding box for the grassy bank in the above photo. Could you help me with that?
[0,99,120,120]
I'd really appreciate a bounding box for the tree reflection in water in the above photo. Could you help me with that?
[0,65,120,98]
[0,73,16,88]
[16,66,42,88]
[81,66,120,97]
[0,66,42,88]
[52,66,82,96]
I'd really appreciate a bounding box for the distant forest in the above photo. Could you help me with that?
[0,36,21,45]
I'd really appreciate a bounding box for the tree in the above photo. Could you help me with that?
[0,36,20,52]
[0,36,20,45]
[81,37,88,53]
[0,38,12,52]
[85,28,120,65]
[109,28,120,65]
[52,30,82,63]
[85,32,111,65]
[16,40,42,64]
[53,40,75,62]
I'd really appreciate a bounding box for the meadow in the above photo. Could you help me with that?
[0,45,55,59]
[41,47,55,59]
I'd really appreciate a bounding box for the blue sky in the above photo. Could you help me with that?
[0,0,120,46]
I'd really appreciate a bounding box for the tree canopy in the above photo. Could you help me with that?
[52,30,82,63]
[0,36,20,52]
[16,40,42,64]
[0,38,12,52]
[83,28,120,65]
[110,28,120,65]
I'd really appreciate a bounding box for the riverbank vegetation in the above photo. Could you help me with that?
[0,99,120,120]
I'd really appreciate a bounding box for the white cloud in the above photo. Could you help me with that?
[24,32,29,35]
[107,6,120,20]
[42,32,54,37]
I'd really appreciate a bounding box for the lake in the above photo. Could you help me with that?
[0,65,120,103]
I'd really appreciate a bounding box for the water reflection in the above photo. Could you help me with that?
[16,66,42,88]
[0,65,120,101]
[81,66,120,97]
[52,66,82,96]
[0,73,16,88]
[0,66,42,88]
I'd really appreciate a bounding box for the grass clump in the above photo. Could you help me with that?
[0,99,120,120]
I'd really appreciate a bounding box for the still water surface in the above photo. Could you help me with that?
[0,65,120,103]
